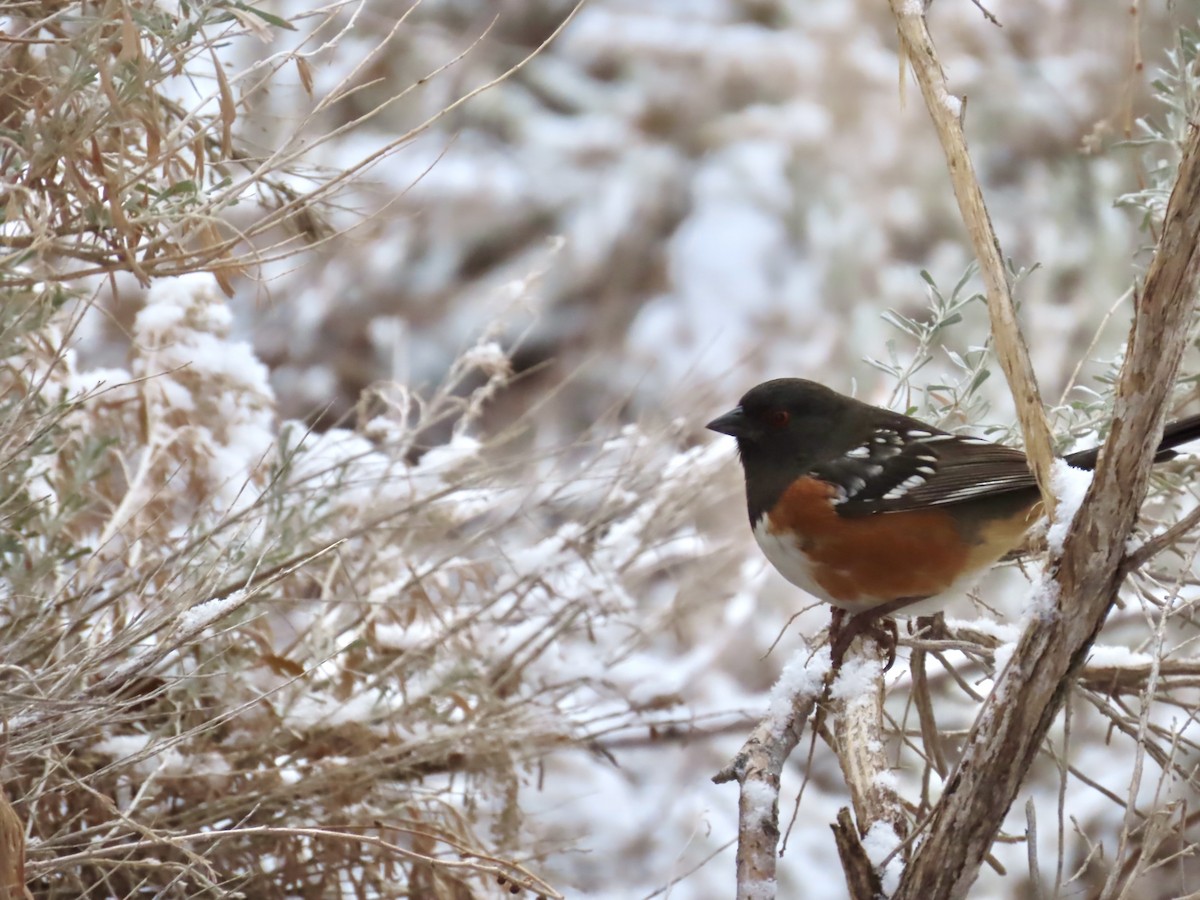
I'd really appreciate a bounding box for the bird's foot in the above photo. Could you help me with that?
[830,610,898,672]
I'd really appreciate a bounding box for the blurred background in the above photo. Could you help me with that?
[79,0,1185,431]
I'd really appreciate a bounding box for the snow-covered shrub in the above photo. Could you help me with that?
[0,274,736,897]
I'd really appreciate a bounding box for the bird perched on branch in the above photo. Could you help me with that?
[707,378,1200,665]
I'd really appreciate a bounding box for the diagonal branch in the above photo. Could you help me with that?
[886,0,1057,515]
[892,117,1200,900]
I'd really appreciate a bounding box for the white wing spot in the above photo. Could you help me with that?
[916,465,936,475]
[907,429,933,437]
[845,445,871,459]
[883,473,926,500]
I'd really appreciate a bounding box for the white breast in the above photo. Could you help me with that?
[752,516,842,607]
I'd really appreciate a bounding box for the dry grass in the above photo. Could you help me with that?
[0,2,703,897]
[1,270,728,897]
[0,0,582,294]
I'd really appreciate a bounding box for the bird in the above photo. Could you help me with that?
[707,377,1200,665]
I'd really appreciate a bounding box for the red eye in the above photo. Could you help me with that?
[767,410,789,428]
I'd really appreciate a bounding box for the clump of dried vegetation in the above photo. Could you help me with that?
[0,2,717,898]
[2,272,721,898]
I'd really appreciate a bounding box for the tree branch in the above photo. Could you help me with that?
[1122,502,1200,571]
[713,647,831,899]
[832,808,882,900]
[886,0,1057,515]
[892,118,1200,900]
[830,648,907,897]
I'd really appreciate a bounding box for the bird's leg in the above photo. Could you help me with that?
[829,607,855,668]
[830,607,867,669]
[831,611,896,671]
[830,597,924,671]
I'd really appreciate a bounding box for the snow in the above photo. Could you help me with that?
[995,571,1063,676]
[136,274,234,337]
[121,274,278,514]
[993,639,1017,677]
[743,779,777,826]
[459,340,510,376]
[418,435,482,476]
[831,653,883,702]
[1025,570,1061,623]
[372,617,461,651]
[133,297,187,335]
[94,734,153,758]
[766,647,831,736]
[940,88,963,118]
[632,140,808,384]
[28,1,1199,896]
[287,689,389,728]
[177,590,246,634]
[742,881,777,900]
[874,768,900,792]
[1047,458,1094,554]
[862,821,905,896]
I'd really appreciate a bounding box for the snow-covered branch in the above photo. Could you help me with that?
[714,647,831,899]
[895,117,1200,900]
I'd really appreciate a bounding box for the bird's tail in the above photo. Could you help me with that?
[1064,412,1200,471]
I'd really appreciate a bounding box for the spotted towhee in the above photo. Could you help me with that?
[708,378,1200,663]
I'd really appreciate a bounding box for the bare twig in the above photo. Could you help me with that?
[910,643,949,778]
[1025,798,1043,900]
[969,0,1002,27]
[887,0,1057,515]
[1122,503,1200,571]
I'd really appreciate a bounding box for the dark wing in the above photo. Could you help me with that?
[812,427,1037,517]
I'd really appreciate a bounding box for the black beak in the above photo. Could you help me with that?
[706,406,747,437]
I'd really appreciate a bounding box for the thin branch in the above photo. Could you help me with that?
[887,0,1057,515]
[1122,503,1200,571]
[713,647,831,899]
